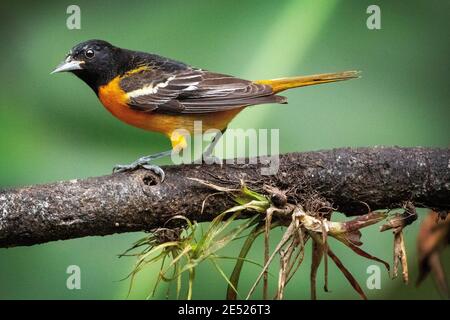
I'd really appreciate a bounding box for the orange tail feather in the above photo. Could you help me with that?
[255,70,360,93]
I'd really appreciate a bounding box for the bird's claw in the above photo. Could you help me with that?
[202,154,223,166]
[142,164,165,182]
[113,163,137,173]
[113,161,165,182]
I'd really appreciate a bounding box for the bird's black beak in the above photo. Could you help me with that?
[51,56,84,74]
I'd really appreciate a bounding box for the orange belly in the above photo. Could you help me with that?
[98,76,243,137]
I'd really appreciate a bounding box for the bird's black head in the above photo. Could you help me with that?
[52,39,130,93]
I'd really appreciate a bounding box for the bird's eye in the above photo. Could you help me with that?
[85,49,95,59]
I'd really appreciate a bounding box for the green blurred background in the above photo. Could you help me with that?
[0,0,448,299]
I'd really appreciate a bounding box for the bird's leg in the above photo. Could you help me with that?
[201,128,226,165]
[113,150,172,181]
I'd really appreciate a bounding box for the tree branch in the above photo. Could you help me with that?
[0,147,448,248]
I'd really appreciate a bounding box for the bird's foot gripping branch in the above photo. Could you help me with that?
[0,147,449,299]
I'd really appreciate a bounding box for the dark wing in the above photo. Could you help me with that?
[119,68,286,114]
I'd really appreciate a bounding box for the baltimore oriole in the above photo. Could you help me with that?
[52,40,358,179]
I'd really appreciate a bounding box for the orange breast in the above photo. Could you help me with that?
[98,76,243,137]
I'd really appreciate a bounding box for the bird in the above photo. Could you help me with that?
[52,39,359,180]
